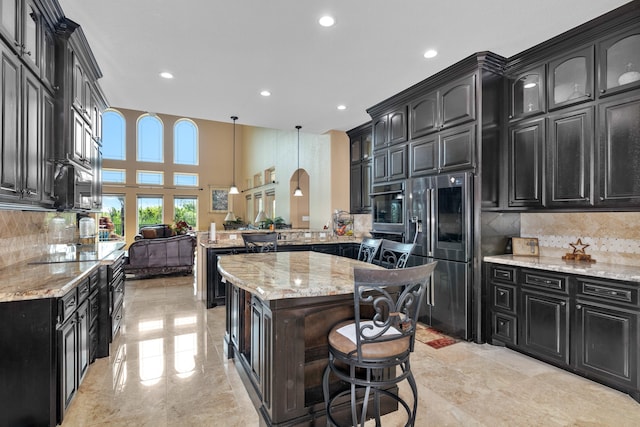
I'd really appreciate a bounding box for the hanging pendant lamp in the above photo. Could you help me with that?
[229,116,240,195]
[293,125,303,197]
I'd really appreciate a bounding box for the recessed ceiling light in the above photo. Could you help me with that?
[337,105,346,110]
[319,16,335,27]
[159,72,174,79]
[423,49,438,59]
[260,90,271,97]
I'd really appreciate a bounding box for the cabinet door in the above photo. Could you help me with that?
[72,110,85,164]
[439,123,475,172]
[91,142,102,210]
[388,108,407,145]
[509,65,546,121]
[72,56,84,112]
[548,46,594,110]
[0,0,19,49]
[250,297,263,387]
[21,0,40,74]
[350,135,361,164]
[546,107,593,207]
[372,150,388,183]
[22,68,40,201]
[349,163,361,212]
[230,285,241,348]
[598,94,640,206]
[41,22,55,91]
[372,115,388,149]
[520,289,570,365]
[508,118,545,207]
[388,144,407,180]
[77,300,90,384]
[598,27,640,98]
[440,74,476,129]
[410,91,438,138]
[361,161,371,210]
[409,135,437,177]
[575,302,638,390]
[0,45,20,199]
[58,317,78,413]
[42,90,55,204]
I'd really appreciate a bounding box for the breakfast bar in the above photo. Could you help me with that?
[217,251,386,426]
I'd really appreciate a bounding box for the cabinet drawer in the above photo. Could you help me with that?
[491,266,516,283]
[111,301,124,339]
[492,283,517,313]
[111,277,125,311]
[89,290,99,325]
[59,289,78,324]
[522,270,567,293]
[492,312,517,345]
[77,278,91,303]
[577,278,638,307]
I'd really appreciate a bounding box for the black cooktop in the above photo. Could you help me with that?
[28,245,101,264]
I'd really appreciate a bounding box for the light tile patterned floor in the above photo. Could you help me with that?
[62,274,640,426]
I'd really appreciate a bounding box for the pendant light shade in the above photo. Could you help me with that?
[224,211,236,222]
[294,125,303,197]
[229,116,240,195]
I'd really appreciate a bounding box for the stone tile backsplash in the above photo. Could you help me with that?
[0,210,77,270]
[521,212,640,266]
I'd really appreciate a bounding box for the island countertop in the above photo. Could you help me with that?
[217,251,384,300]
[484,254,640,283]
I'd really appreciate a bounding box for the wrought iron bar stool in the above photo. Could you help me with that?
[375,240,415,269]
[242,233,278,253]
[322,262,437,426]
[356,238,382,263]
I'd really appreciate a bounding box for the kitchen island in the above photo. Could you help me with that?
[217,251,386,426]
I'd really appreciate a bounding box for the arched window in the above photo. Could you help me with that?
[174,119,198,165]
[137,114,163,162]
[102,109,125,160]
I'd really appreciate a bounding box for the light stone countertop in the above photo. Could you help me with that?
[0,242,126,302]
[217,251,384,301]
[484,254,640,283]
[197,230,361,249]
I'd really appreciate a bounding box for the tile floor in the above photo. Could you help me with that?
[62,274,640,426]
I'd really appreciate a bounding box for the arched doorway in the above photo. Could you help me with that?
[290,169,309,229]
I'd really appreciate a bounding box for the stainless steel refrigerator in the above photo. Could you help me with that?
[407,172,473,340]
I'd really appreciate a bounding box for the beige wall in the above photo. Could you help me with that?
[103,108,350,246]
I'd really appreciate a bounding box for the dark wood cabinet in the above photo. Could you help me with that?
[597,26,640,98]
[348,123,373,213]
[439,123,475,172]
[373,143,406,183]
[409,134,437,176]
[508,117,545,207]
[372,106,407,149]
[508,65,546,121]
[0,43,21,201]
[546,106,594,207]
[548,46,594,110]
[487,263,640,402]
[597,93,640,206]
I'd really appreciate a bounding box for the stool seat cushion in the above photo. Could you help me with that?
[328,320,411,359]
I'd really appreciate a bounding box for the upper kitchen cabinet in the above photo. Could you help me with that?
[598,25,640,98]
[508,117,545,208]
[372,105,407,149]
[348,123,373,213]
[548,46,594,110]
[410,74,476,138]
[597,93,640,206]
[507,65,546,121]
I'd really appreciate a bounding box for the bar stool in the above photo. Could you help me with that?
[322,262,437,426]
[242,233,278,252]
[376,240,415,269]
[356,238,382,263]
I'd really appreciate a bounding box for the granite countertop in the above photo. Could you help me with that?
[0,242,126,303]
[484,254,640,283]
[199,230,361,249]
[217,251,384,300]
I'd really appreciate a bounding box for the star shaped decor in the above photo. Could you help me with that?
[570,238,589,254]
[562,238,596,263]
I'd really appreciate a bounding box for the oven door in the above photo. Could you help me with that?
[370,183,405,236]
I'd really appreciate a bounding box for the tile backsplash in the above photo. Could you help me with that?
[0,210,77,270]
[521,212,640,266]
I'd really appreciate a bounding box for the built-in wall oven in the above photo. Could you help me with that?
[369,182,405,241]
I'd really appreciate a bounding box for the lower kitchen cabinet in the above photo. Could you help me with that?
[487,263,640,402]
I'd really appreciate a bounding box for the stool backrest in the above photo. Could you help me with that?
[351,262,437,362]
[357,238,382,263]
[376,239,415,269]
[242,233,278,253]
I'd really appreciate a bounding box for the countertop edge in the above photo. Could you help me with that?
[484,255,640,283]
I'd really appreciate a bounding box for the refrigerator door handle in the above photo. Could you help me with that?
[427,188,436,257]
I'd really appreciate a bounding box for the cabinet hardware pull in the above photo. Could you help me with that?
[585,93,591,97]
[576,304,582,309]
[560,301,566,306]
[600,89,606,94]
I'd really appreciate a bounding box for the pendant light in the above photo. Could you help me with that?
[293,125,303,197]
[229,116,240,195]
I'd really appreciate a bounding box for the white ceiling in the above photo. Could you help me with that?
[58,0,632,134]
